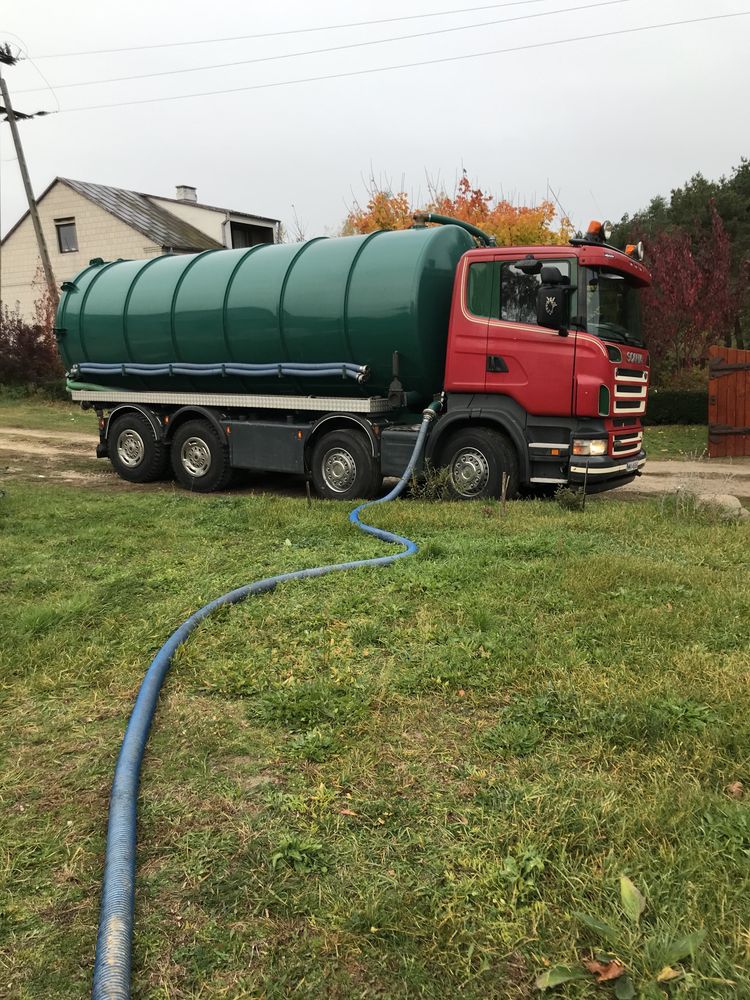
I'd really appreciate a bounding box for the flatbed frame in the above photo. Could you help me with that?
[70,389,394,414]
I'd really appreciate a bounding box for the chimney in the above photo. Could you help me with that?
[175,185,197,203]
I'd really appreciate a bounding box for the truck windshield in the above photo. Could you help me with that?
[584,267,644,347]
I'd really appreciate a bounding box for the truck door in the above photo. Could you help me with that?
[444,257,491,392]
[485,257,577,416]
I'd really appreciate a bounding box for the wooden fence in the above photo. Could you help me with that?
[708,345,750,457]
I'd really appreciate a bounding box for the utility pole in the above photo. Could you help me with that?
[0,54,58,306]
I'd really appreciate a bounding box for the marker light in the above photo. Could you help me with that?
[585,219,612,243]
[625,241,645,261]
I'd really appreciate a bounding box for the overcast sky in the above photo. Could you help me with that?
[1,0,749,240]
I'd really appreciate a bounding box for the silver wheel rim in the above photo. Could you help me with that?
[180,436,212,478]
[321,447,357,493]
[451,447,490,497]
[116,429,145,469]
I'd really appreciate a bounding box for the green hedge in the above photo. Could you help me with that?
[645,390,708,425]
[0,381,68,402]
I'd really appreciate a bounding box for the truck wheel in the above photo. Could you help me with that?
[108,412,168,484]
[440,427,519,500]
[311,431,379,501]
[170,419,233,492]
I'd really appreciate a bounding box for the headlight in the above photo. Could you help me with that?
[572,439,608,456]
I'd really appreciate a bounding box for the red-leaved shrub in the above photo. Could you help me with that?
[0,300,64,387]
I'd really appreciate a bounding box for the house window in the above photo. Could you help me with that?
[55,218,79,253]
[230,221,274,248]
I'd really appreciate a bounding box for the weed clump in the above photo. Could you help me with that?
[250,678,371,730]
[555,485,586,510]
[271,835,326,873]
[537,874,708,997]
[409,461,454,501]
[285,727,339,762]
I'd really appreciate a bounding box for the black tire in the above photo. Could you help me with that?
[439,427,519,500]
[310,430,379,501]
[108,412,168,484]
[170,419,233,492]
[368,470,385,499]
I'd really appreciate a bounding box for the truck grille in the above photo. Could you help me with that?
[614,367,648,415]
[612,430,643,457]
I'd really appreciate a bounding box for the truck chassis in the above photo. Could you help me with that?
[75,388,646,500]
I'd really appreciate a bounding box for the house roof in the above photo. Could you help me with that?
[61,178,223,251]
[150,193,279,226]
[1,177,279,250]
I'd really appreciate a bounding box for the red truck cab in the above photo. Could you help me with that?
[436,223,651,494]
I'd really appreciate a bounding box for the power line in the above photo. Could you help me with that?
[35,10,750,116]
[0,45,51,119]
[0,33,60,108]
[17,53,61,109]
[27,0,558,59]
[15,0,630,94]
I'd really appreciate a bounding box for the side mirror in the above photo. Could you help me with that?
[515,254,543,275]
[536,266,573,334]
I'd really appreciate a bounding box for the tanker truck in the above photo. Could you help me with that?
[55,215,651,499]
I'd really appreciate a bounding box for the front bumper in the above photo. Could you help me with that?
[568,450,646,493]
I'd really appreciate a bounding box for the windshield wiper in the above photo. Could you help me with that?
[588,324,628,344]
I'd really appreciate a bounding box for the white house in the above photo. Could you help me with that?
[0,178,280,319]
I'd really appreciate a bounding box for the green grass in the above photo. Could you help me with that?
[643,425,708,461]
[1,481,749,999]
[0,390,93,433]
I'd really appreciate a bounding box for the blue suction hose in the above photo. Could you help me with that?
[91,404,438,999]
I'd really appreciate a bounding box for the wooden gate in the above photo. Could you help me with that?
[708,345,750,457]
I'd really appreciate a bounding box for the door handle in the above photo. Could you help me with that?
[486,355,509,373]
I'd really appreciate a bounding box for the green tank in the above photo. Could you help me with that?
[56,225,474,407]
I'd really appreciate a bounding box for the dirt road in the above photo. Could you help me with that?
[0,425,110,487]
[2,424,749,501]
[0,424,307,495]
[619,457,750,503]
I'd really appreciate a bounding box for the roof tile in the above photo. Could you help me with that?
[61,178,223,251]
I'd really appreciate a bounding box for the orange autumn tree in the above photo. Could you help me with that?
[342,172,571,246]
